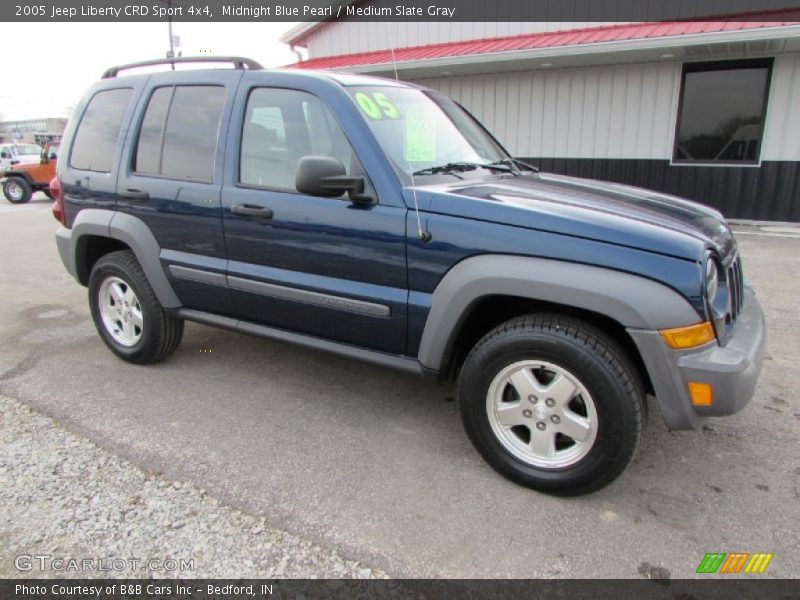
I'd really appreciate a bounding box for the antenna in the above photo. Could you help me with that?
[386,23,430,243]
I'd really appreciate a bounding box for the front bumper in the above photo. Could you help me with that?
[628,286,766,430]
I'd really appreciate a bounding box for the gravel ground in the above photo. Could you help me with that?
[0,395,388,579]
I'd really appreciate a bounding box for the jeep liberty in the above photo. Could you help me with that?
[54,57,766,495]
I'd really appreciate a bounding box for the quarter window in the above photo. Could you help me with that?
[70,88,133,172]
[239,88,357,192]
[674,60,772,164]
[134,85,226,183]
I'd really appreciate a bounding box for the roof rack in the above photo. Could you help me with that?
[101,56,264,79]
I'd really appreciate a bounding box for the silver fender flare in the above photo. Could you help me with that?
[63,208,181,309]
[416,255,701,371]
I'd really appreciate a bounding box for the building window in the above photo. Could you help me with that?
[673,59,772,165]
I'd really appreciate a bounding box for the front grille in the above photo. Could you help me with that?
[727,254,744,322]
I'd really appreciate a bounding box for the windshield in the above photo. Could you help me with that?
[15,144,41,156]
[347,86,509,181]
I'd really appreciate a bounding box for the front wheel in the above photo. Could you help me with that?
[88,250,184,364]
[3,177,33,204]
[458,313,644,495]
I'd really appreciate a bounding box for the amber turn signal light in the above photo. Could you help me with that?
[659,322,715,349]
[688,382,713,405]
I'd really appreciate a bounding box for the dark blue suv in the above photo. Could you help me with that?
[53,57,766,494]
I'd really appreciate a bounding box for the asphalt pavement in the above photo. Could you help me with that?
[1,196,798,578]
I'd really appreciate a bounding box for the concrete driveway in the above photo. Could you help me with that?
[1,198,798,578]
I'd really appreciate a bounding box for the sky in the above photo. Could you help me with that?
[0,22,302,121]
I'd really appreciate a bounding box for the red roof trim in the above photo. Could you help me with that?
[286,9,800,70]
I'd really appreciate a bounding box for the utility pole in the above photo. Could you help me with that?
[155,0,178,68]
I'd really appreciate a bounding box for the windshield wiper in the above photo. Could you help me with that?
[493,158,539,174]
[413,161,515,176]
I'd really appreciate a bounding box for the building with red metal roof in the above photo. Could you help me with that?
[282,9,800,221]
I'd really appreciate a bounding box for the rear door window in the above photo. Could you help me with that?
[70,88,133,172]
[133,85,226,183]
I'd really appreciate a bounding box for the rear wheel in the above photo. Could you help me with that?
[88,250,183,364]
[458,313,644,495]
[3,177,32,204]
[43,188,53,200]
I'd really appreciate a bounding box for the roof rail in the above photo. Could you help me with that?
[101,56,264,79]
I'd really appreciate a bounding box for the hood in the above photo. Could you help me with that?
[418,172,735,261]
[14,153,40,164]
[3,155,41,173]
[7,159,42,173]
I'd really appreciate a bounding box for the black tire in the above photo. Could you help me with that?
[43,188,53,200]
[88,250,184,364]
[458,313,644,496]
[3,177,33,204]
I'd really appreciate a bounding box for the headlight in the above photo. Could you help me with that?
[705,257,719,304]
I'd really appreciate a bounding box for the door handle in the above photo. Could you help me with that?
[231,204,273,219]
[119,189,150,201]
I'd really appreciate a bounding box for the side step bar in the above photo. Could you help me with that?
[176,309,426,377]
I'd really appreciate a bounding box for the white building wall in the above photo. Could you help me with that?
[761,53,800,161]
[410,54,800,161]
[411,62,683,160]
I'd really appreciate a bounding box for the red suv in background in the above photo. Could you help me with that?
[2,142,59,204]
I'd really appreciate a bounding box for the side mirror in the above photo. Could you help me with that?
[295,155,373,204]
